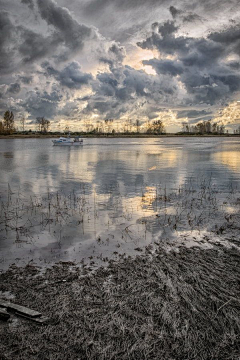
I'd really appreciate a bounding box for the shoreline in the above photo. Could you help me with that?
[0,134,240,139]
[0,243,240,359]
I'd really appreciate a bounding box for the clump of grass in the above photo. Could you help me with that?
[0,187,90,244]
[0,244,240,359]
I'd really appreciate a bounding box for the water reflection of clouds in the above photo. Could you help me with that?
[1,138,240,268]
[58,148,98,183]
[214,151,240,172]
[1,138,240,199]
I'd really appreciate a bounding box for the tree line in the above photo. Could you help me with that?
[0,111,51,134]
[82,119,165,134]
[181,120,226,135]
[1,110,239,135]
[0,112,166,135]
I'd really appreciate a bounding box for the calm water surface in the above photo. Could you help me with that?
[0,137,240,269]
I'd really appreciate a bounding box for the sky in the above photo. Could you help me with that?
[1,0,240,132]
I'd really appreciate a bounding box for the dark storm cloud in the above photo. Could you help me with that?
[0,10,58,74]
[209,25,240,44]
[0,1,97,120]
[82,98,123,119]
[138,20,225,61]
[84,65,152,119]
[180,67,240,105]
[177,109,212,119]
[42,61,93,89]
[209,25,240,56]
[7,83,21,94]
[36,0,93,53]
[22,89,63,119]
[169,6,181,19]
[51,0,240,46]
[84,62,180,120]
[122,66,154,97]
[99,43,126,68]
[227,61,240,70]
[93,65,157,102]
[18,75,33,84]
[138,19,240,105]
[18,28,60,64]
[138,21,189,55]
[169,6,202,23]
[94,72,118,97]
[157,20,179,36]
[0,11,18,74]
[1,0,240,127]
[180,39,225,68]
[1,0,95,74]
[58,101,79,117]
[21,0,34,10]
[142,59,184,76]
[0,0,97,123]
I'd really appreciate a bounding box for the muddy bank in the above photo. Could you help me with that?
[0,244,240,359]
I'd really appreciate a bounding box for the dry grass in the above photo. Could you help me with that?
[0,244,240,359]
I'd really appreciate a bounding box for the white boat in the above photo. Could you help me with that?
[52,136,83,146]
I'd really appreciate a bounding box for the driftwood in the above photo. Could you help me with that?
[0,299,41,318]
[0,299,48,324]
[15,313,49,325]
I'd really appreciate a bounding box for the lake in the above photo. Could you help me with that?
[0,137,240,269]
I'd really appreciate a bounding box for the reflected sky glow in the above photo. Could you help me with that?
[0,137,240,269]
[213,151,240,172]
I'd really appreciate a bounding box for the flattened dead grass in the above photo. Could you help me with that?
[0,245,240,359]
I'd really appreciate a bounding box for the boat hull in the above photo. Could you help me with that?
[52,142,83,146]
[52,137,83,146]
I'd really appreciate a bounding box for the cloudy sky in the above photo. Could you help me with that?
[1,0,240,132]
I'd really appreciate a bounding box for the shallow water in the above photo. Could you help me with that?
[0,137,240,269]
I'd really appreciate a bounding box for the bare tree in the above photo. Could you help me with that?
[205,120,211,134]
[104,119,113,133]
[84,119,94,133]
[123,119,133,133]
[182,122,190,133]
[128,119,133,133]
[95,120,104,133]
[190,121,225,135]
[3,110,15,133]
[0,121,4,134]
[135,119,141,133]
[218,124,225,134]
[147,120,165,134]
[20,116,25,132]
[36,117,50,133]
